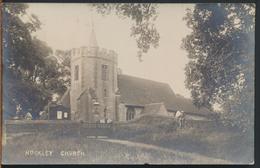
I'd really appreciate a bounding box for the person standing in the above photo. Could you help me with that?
[175,110,185,128]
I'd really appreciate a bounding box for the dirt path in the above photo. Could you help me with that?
[98,138,232,164]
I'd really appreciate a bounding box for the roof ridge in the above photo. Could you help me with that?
[58,88,70,103]
[145,102,164,106]
[77,89,88,100]
[118,74,171,86]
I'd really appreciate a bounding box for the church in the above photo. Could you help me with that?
[59,27,213,123]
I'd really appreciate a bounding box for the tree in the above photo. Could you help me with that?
[92,3,160,61]
[182,3,255,131]
[53,49,71,89]
[3,4,68,119]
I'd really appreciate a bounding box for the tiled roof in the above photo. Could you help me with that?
[118,74,177,110]
[142,103,166,115]
[59,88,70,108]
[118,74,212,116]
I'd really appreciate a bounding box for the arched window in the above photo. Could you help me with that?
[102,64,109,81]
[104,88,108,97]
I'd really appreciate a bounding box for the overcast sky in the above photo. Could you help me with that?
[27,3,194,98]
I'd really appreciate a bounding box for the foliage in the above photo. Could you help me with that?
[92,3,160,61]
[3,4,68,119]
[182,3,255,131]
[54,49,71,87]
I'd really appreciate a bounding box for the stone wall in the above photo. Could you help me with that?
[118,104,127,122]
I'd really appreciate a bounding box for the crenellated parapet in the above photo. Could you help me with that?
[70,46,117,64]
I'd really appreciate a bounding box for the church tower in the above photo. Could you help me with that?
[70,25,118,122]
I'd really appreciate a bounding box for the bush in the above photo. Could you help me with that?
[113,116,254,163]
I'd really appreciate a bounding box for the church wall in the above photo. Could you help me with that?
[113,55,118,92]
[95,59,116,120]
[116,105,151,122]
[115,94,120,121]
[118,103,127,122]
[77,92,89,122]
[117,105,143,122]
[82,57,95,90]
[70,49,83,120]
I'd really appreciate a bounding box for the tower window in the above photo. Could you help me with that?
[102,64,108,81]
[74,65,79,81]
[104,88,108,97]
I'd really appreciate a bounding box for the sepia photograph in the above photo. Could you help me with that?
[2,3,255,164]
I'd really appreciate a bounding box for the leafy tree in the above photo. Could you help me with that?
[3,4,68,119]
[92,3,160,61]
[54,49,71,88]
[182,3,255,131]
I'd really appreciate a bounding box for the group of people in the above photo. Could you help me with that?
[13,104,33,120]
[14,104,51,120]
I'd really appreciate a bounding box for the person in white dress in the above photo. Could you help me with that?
[175,110,185,128]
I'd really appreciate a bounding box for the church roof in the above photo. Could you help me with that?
[58,88,70,108]
[77,88,97,100]
[172,95,212,116]
[142,103,166,115]
[118,74,212,116]
[118,74,177,110]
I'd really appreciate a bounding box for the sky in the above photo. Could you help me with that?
[27,3,194,98]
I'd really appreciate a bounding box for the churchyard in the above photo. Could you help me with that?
[3,115,253,164]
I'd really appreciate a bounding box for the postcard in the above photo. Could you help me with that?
[2,3,255,164]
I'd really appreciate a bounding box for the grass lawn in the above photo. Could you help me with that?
[2,115,253,164]
[112,115,254,164]
[3,132,230,164]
